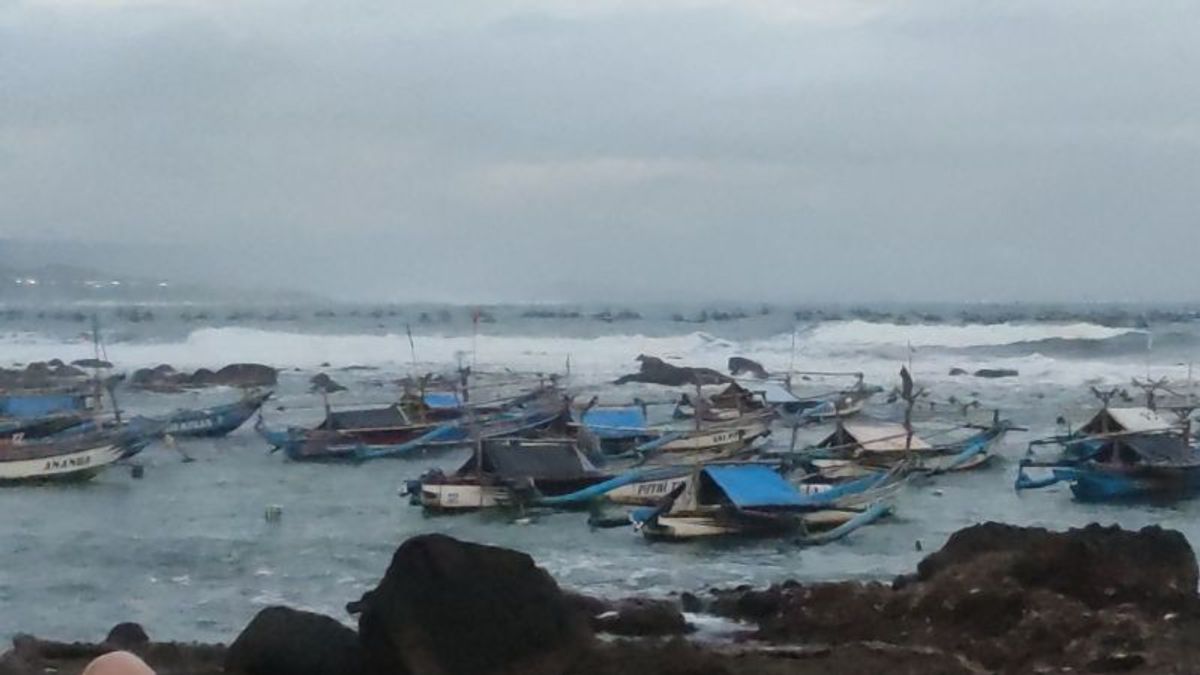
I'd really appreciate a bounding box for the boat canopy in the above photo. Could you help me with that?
[819,419,931,452]
[0,392,90,418]
[1095,433,1200,467]
[703,464,809,508]
[423,392,462,409]
[1080,407,1174,435]
[458,440,598,481]
[322,404,410,431]
[742,381,801,405]
[577,407,647,439]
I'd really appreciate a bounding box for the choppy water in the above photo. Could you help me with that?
[3,301,1200,643]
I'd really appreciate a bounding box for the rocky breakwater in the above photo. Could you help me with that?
[4,523,1200,674]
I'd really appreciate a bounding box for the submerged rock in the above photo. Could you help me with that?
[728,357,769,379]
[973,368,1019,379]
[226,606,363,675]
[350,533,591,675]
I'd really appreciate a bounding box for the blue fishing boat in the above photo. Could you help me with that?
[0,388,95,419]
[258,394,568,462]
[161,390,272,439]
[573,404,656,454]
[1017,430,1200,502]
[625,463,894,541]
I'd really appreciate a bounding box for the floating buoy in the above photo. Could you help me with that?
[131,465,145,480]
[264,505,283,522]
[932,489,945,497]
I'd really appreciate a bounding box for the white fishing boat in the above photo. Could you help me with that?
[656,415,772,454]
[0,432,128,483]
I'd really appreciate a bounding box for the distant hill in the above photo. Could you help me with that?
[0,239,320,304]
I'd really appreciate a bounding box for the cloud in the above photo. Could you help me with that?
[1,0,1198,301]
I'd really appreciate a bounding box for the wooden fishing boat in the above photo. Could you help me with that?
[161,390,272,439]
[626,463,893,542]
[572,404,656,455]
[1017,406,1200,501]
[654,414,772,455]
[260,393,568,462]
[408,438,610,511]
[0,430,137,484]
[809,415,1011,479]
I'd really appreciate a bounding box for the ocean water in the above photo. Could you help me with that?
[2,301,1199,643]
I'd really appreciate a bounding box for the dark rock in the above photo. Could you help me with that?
[309,373,347,393]
[226,606,364,675]
[973,368,1019,379]
[212,363,278,387]
[352,533,591,675]
[917,522,1197,612]
[614,355,731,386]
[1087,652,1145,672]
[948,368,968,376]
[728,357,769,379]
[71,358,113,369]
[594,598,689,637]
[105,622,150,650]
[679,592,704,614]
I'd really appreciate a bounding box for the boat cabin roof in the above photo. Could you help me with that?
[818,419,931,452]
[701,464,809,508]
[575,406,648,439]
[1079,431,1200,467]
[423,392,462,409]
[1080,407,1174,436]
[740,381,801,405]
[322,404,410,431]
[457,439,597,481]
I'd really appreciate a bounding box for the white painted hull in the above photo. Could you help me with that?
[659,421,771,454]
[0,442,124,483]
[641,509,856,540]
[607,474,692,506]
[419,483,510,511]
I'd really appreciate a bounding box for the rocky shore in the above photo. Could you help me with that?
[4,522,1198,674]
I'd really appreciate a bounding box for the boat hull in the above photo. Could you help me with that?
[0,439,125,484]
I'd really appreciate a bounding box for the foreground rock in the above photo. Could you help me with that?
[226,606,364,675]
[7,523,1200,674]
[710,522,1200,673]
[349,533,592,675]
[0,625,223,675]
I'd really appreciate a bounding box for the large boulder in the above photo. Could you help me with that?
[211,364,278,387]
[350,534,591,675]
[226,607,364,675]
[614,355,730,386]
[915,522,1197,613]
[728,357,769,380]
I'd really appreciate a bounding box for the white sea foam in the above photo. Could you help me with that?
[804,320,1140,348]
[0,325,1164,389]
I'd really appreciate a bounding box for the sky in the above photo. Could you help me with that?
[1,0,1198,303]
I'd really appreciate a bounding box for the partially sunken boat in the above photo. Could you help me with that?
[409,438,609,511]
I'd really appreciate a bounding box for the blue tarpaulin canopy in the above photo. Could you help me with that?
[578,407,648,439]
[423,392,462,409]
[0,393,87,418]
[703,465,810,508]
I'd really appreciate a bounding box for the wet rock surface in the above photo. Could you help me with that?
[5,523,1199,674]
[614,355,731,386]
[130,363,278,391]
[709,522,1200,673]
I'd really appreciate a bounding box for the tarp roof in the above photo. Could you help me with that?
[828,420,931,452]
[322,405,410,430]
[1081,407,1174,435]
[423,392,462,409]
[1118,433,1200,466]
[459,440,597,481]
[577,407,648,439]
[703,464,809,508]
[741,381,801,405]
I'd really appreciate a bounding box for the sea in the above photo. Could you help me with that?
[2,300,1200,643]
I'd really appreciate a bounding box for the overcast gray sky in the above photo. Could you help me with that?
[1,0,1198,302]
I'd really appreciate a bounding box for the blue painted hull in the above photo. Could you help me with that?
[165,392,272,439]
